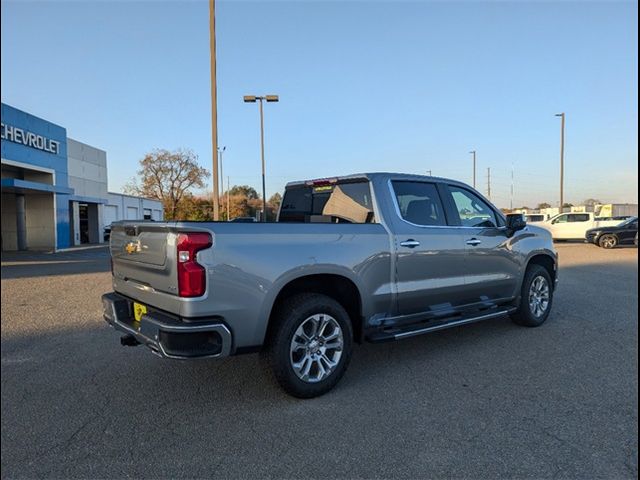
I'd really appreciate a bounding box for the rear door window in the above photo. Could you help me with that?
[279,181,375,223]
[391,181,447,226]
[568,214,590,222]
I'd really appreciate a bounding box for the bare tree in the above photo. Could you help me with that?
[268,192,282,212]
[124,149,210,219]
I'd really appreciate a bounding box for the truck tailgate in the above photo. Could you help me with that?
[110,222,178,296]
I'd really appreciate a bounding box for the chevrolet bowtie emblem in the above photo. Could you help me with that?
[125,241,141,254]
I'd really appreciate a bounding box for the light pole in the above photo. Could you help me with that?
[218,146,226,220]
[469,150,477,188]
[208,0,220,220]
[244,94,279,221]
[555,113,565,212]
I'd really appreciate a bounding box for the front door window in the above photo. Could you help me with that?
[448,187,499,228]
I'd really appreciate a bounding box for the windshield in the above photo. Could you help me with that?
[618,216,638,227]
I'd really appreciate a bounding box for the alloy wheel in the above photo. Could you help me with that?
[528,276,550,318]
[289,313,344,383]
[601,235,617,249]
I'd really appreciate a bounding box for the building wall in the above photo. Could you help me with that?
[105,193,164,223]
[1,193,18,251]
[1,103,70,249]
[1,103,164,250]
[25,194,55,249]
[67,138,108,199]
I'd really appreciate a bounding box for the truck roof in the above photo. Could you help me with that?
[284,172,469,189]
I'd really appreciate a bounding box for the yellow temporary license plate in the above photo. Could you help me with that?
[133,302,147,322]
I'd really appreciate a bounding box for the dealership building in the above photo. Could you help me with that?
[1,103,163,251]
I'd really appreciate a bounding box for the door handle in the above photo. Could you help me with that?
[400,239,420,248]
[466,238,482,246]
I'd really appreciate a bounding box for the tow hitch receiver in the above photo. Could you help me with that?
[120,334,141,347]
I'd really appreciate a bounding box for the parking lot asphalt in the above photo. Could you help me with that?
[1,243,637,479]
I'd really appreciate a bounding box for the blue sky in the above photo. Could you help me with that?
[1,0,637,208]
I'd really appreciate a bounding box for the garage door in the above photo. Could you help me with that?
[103,205,118,226]
[126,207,139,219]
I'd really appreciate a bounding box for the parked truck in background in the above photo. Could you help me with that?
[539,212,627,240]
[102,173,558,397]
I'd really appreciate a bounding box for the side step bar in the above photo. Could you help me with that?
[367,306,516,343]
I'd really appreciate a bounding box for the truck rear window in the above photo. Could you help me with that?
[279,181,375,223]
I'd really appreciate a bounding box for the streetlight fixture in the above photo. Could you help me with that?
[469,150,477,188]
[217,146,226,220]
[244,94,279,221]
[555,113,565,212]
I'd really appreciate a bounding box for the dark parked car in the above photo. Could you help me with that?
[586,216,638,248]
[230,216,257,223]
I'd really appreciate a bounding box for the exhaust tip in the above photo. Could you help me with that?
[120,334,141,347]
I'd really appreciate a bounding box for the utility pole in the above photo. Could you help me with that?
[487,167,491,200]
[227,176,230,221]
[469,151,477,188]
[555,113,565,212]
[510,163,514,211]
[218,146,226,219]
[209,0,220,220]
[426,170,432,176]
[259,99,266,220]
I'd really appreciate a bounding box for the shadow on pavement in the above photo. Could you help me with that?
[1,247,110,279]
[1,253,637,479]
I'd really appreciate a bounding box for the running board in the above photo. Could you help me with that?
[366,307,517,343]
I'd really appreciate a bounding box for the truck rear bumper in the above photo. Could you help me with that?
[101,292,232,359]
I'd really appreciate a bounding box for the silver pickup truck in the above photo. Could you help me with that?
[102,173,557,397]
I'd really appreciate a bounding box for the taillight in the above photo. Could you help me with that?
[176,232,212,297]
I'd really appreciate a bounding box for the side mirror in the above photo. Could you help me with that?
[506,213,526,236]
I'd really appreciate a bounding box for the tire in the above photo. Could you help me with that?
[511,264,553,327]
[262,293,353,398]
[598,234,618,249]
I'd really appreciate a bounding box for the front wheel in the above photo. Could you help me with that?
[599,234,618,249]
[511,264,553,327]
[263,293,353,398]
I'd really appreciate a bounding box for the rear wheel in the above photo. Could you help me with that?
[511,264,553,327]
[599,234,618,249]
[263,293,353,398]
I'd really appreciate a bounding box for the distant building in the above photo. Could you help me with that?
[594,203,638,218]
[1,103,162,251]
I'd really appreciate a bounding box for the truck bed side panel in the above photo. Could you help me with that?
[111,222,392,350]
